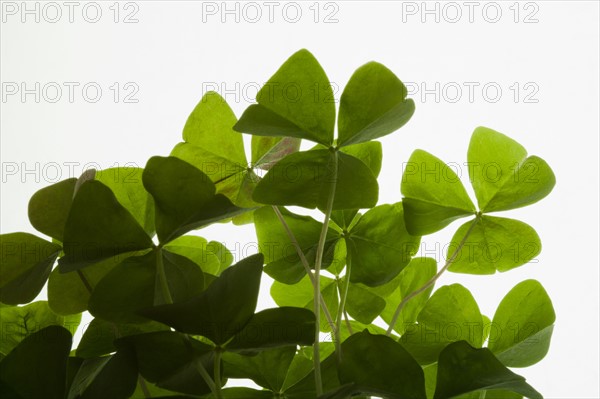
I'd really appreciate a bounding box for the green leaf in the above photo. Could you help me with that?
[271,274,339,332]
[139,254,263,344]
[401,149,476,235]
[346,203,421,286]
[60,180,154,271]
[434,341,542,399]
[235,49,335,146]
[0,232,61,304]
[226,307,315,352]
[448,216,541,274]
[0,301,80,357]
[28,178,77,241]
[164,235,229,276]
[338,62,415,147]
[377,257,437,335]
[95,167,155,236]
[339,140,383,177]
[468,127,556,212]
[284,353,341,398]
[401,284,484,365]
[48,254,126,316]
[116,331,215,396]
[223,346,296,392]
[76,318,169,359]
[88,249,205,323]
[0,326,72,399]
[143,156,244,243]
[67,350,138,399]
[252,136,302,170]
[344,280,386,324]
[338,330,426,399]
[255,206,339,284]
[253,150,378,210]
[488,280,555,367]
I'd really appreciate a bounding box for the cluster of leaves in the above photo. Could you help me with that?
[0,49,556,399]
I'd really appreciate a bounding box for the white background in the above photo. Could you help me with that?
[1,1,599,397]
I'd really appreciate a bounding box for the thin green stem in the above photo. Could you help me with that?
[313,150,338,396]
[194,359,219,397]
[137,376,152,398]
[76,269,93,294]
[343,310,353,335]
[214,349,223,399]
[271,206,337,333]
[156,248,173,304]
[334,259,352,361]
[385,216,481,336]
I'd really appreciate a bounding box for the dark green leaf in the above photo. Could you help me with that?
[284,353,341,398]
[338,330,426,399]
[223,346,296,391]
[468,127,555,213]
[448,216,541,274]
[60,180,153,271]
[255,206,339,284]
[28,178,77,241]
[116,331,215,396]
[88,249,205,323]
[139,254,263,344]
[346,203,421,286]
[235,49,335,146]
[67,350,137,399]
[0,232,61,304]
[0,326,72,399]
[0,301,80,357]
[401,284,484,365]
[338,62,415,147]
[143,156,244,243]
[76,318,169,358]
[401,150,476,235]
[95,167,155,236]
[226,307,315,352]
[434,341,542,399]
[488,280,555,367]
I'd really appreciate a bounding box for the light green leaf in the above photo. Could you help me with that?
[59,181,154,271]
[116,331,215,396]
[271,274,339,332]
[253,150,378,210]
[235,49,335,146]
[344,280,386,324]
[448,216,541,274]
[255,206,339,284]
[401,284,484,365]
[338,331,426,399]
[139,254,263,345]
[143,156,244,243]
[28,178,77,241]
[378,257,437,335]
[402,150,476,235]
[95,167,155,236]
[468,127,555,212]
[0,232,61,305]
[0,301,80,357]
[434,341,542,399]
[338,62,415,147]
[88,249,205,323]
[488,280,555,367]
[0,326,72,399]
[346,203,421,286]
[252,136,302,170]
[164,235,224,276]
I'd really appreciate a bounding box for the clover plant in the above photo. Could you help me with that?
[0,49,556,399]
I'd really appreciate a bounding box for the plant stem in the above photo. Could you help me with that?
[76,269,93,294]
[271,205,337,333]
[313,151,338,396]
[385,216,481,336]
[137,376,152,398]
[334,260,352,361]
[194,359,219,397]
[214,349,223,399]
[156,248,173,304]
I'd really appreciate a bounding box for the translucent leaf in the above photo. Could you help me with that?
[28,178,77,242]
[468,127,555,212]
[338,62,415,147]
[164,235,229,276]
[448,216,541,274]
[488,280,555,367]
[402,150,476,235]
[252,136,302,170]
[0,232,61,304]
